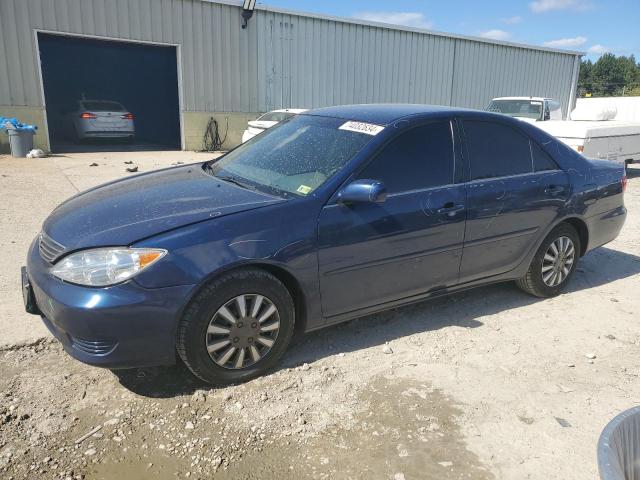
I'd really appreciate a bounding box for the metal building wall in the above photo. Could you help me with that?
[0,0,259,111]
[255,8,580,115]
[0,0,581,151]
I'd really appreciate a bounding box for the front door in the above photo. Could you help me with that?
[317,120,466,318]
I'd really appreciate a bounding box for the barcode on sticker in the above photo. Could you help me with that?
[339,121,385,136]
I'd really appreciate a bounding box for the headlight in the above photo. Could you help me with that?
[50,248,167,287]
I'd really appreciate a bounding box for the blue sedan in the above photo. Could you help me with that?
[23,105,627,384]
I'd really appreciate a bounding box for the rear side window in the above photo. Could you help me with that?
[358,121,454,193]
[463,120,532,180]
[531,141,558,171]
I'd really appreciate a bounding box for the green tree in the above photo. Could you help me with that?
[578,54,640,97]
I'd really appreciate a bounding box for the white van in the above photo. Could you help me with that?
[536,120,640,165]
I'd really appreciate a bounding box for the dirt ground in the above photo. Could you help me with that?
[1,152,639,480]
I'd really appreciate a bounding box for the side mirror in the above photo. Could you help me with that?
[336,179,387,205]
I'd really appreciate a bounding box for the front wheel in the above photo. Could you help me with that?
[516,223,581,298]
[176,268,295,385]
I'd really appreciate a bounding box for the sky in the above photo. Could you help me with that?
[257,0,640,61]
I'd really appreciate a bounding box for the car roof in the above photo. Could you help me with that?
[302,104,480,125]
[269,108,308,114]
[492,96,550,101]
[80,99,124,103]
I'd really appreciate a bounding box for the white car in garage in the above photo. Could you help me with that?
[64,100,135,141]
[241,108,307,143]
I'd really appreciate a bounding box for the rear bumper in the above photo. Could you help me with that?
[81,131,135,139]
[585,205,627,252]
[25,238,194,369]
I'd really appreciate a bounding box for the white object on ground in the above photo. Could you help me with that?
[26,149,46,158]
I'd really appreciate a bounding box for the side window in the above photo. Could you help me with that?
[358,121,454,193]
[531,141,558,172]
[463,120,532,180]
[549,101,562,120]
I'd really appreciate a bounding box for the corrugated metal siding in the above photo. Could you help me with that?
[0,0,579,115]
[450,40,577,111]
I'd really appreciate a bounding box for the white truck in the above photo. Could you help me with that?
[486,97,563,123]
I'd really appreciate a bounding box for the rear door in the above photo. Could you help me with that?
[317,120,466,318]
[459,119,569,282]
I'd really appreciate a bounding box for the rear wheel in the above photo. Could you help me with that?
[176,268,295,385]
[516,223,580,298]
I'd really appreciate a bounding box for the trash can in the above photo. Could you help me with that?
[7,128,35,158]
[598,406,640,480]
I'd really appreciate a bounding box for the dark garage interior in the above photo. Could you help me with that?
[38,33,181,153]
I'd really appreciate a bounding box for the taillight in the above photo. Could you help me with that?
[622,175,627,193]
[121,113,134,120]
[79,112,96,119]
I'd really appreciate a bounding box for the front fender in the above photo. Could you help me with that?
[130,200,325,331]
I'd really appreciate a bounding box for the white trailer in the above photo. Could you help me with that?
[575,97,640,122]
[535,120,640,165]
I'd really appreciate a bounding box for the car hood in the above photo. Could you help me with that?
[43,164,284,251]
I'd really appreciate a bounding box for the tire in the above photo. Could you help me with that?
[516,223,581,298]
[176,268,295,385]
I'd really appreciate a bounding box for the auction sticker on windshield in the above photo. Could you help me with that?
[339,121,384,136]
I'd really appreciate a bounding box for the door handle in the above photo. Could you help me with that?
[437,202,465,215]
[544,185,565,195]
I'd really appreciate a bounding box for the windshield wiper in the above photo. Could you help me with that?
[216,175,257,191]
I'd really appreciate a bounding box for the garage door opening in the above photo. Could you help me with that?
[38,33,181,153]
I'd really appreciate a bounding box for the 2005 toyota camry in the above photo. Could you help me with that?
[22,105,627,385]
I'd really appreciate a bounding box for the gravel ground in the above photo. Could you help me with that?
[1,154,639,480]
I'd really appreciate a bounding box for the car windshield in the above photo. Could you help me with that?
[487,100,543,120]
[206,115,375,197]
[81,101,125,112]
[256,111,296,122]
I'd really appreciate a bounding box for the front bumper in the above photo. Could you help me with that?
[25,238,195,369]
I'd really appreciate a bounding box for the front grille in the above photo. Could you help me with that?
[39,231,66,263]
[70,336,117,356]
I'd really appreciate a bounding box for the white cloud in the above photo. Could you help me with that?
[353,11,434,30]
[529,0,592,13]
[479,29,511,41]
[501,16,523,24]
[588,44,610,55]
[543,36,587,48]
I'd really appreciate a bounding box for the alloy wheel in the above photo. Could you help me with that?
[541,236,575,287]
[205,294,280,369]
